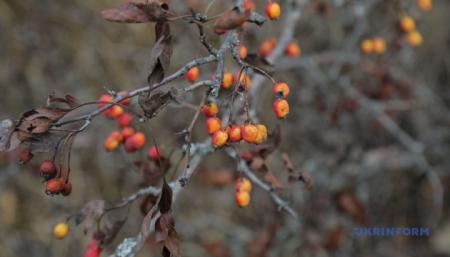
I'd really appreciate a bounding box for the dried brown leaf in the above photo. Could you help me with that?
[214,7,250,34]
[158,178,172,213]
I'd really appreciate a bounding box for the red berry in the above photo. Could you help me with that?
[118,113,133,128]
[19,149,33,164]
[40,160,57,179]
[147,146,163,161]
[84,240,102,257]
[46,179,64,195]
[62,182,72,196]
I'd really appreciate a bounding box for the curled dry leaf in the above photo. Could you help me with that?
[75,200,106,234]
[47,94,80,109]
[14,107,69,141]
[158,178,172,214]
[101,0,176,23]
[147,22,172,86]
[214,7,251,34]
[138,88,182,118]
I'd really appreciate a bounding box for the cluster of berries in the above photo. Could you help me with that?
[399,15,423,47]
[360,37,387,55]
[235,177,252,207]
[201,102,268,147]
[259,38,301,59]
[273,82,290,119]
[99,94,164,161]
[40,160,72,196]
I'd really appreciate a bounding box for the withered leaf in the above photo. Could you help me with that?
[214,7,250,34]
[138,89,180,119]
[148,22,172,86]
[75,200,106,234]
[101,1,175,23]
[47,94,80,109]
[158,178,172,214]
[156,212,180,257]
[14,107,69,141]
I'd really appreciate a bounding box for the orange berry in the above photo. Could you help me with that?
[147,146,163,160]
[206,117,222,135]
[201,102,219,117]
[53,223,70,239]
[266,2,281,20]
[121,127,135,140]
[19,149,33,164]
[212,130,228,148]
[417,0,432,11]
[130,132,146,150]
[406,31,423,46]
[236,177,252,193]
[40,160,57,179]
[118,113,133,128]
[104,137,119,152]
[98,94,113,108]
[285,42,301,58]
[399,16,416,33]
[273,82,290,98]
[235,191,250,207]
[372,37,386,54]
[259,38,277,57]
[118,91,131,106]
[105,105,124,119]
[254,124,268,144]
[109,131,124,144]
[242,124,258,143]
[273,99,290,118]
[239,45,248,59]
[46,178,64,195]
[186,67,200,83]
[222,72,235,89]
[360,39,374,55]
[227,125,242,142]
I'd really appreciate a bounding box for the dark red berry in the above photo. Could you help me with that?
[40,160,57,179]
[62,182,72,196]
[19,149,33,165]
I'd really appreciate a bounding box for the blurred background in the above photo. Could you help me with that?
[0,0,449,256]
